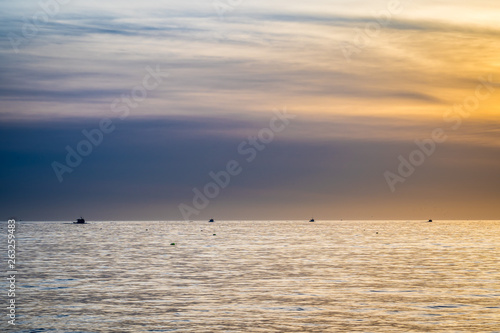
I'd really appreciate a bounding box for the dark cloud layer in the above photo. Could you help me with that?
[1,116,499,220]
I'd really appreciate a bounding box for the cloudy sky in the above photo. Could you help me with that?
[1,0,499,220]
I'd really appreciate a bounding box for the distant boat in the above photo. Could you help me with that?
[209,218,214,223]
[73,217,86,224]
[309,218,315,222]
[427,219,433,222]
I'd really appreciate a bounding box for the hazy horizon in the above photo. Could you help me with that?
[5,219,499,223]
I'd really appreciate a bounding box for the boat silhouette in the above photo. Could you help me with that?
[73,217,86,224]
[209,218,214,223]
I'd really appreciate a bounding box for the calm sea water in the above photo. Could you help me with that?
[1,220,499,332]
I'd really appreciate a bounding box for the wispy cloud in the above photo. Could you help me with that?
[1,0,499,219]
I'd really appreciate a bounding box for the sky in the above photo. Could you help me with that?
[0,0,499,221]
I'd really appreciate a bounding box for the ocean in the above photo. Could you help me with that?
[1,220,499,332]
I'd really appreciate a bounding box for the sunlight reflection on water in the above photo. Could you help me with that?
[1,220,499,332]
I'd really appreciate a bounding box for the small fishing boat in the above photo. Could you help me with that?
[73,217,86,224]
[209,218,215,223]
[309,218,315,222]
[427,219,433,222]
